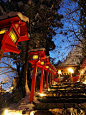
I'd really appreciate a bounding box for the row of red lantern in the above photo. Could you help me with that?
[28,49,57,102]
[28,49,57,74]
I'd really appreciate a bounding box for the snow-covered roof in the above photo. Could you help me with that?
[28,48,45,52]
[0,12,29,23]
[45,56,49,58]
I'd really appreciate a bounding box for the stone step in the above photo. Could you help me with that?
[47,89,86,93]
[38,97,86,103]
[34,103,79,110]
[48,83,85,89]
[50,86,86,89]
[45,94,86,98]
[46,92,86,97]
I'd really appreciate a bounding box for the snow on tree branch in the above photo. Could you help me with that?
[0,11,29,23]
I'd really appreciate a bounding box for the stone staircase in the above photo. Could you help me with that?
[44,82,86,103]
[1,82,86,115]
[34,82,86,114]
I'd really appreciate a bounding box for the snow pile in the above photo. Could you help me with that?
[28,48,45,52]
[0,12,29,23]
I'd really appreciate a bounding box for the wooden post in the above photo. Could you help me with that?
[46,71,48,89]
[51,73,52,85]
[59,74,60,82]
[70,73,73,82]
[29,63,37,102]
[40,68,44,93]
[49,72,51,86]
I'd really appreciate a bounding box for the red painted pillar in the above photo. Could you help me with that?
[51,73,52,85]
[40,68,44,93]
[46,71,48,89]
[29,63,37,102]
[49,72,51,86]
[52,74,54,84]
[59,74,60,82]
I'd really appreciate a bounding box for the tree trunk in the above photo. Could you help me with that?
[22,41,30,97]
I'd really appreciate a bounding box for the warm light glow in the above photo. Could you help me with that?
[81,70,84,74]
[58,70,61,74]
[32,55,38,60]
[10,86,14,90]
[41,61,44,65]
[4,109,8,115]
[30,111,34,115]
[9,28,18,44]
[46,66,49,69]
[30,111,36,115]
[68,68,74,73]
[0,28,8,34]
[4,109,22,115]
[48,88,50,91]
[83,81,86,84]
[40,93,46,97]
[38,93,46,97]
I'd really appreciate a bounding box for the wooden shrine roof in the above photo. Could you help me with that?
[56,65,78,73]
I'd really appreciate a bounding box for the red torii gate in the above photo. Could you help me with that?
[0,12,29,59]
[28,48,57,102]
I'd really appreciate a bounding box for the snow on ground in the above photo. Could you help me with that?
[0,91,41,115]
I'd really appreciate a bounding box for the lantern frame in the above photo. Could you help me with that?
[0,12,29,59]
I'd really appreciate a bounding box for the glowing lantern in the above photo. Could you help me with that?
[68,68,74,82]
[32,55,39,60]
[0,12,29,59]
[9,28,19,44]
[41,61,44,65]
[68,68,74,73]
[58,70,61,74]
[46,65,49,69]
[58,70,61,82]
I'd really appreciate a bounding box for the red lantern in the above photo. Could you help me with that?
[0,12,29,59]
[28,49,45,65]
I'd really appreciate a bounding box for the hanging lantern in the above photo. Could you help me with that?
[0,12,29,59]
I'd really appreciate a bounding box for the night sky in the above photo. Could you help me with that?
[49,0,81,63]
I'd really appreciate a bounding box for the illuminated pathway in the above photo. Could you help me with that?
[34,82,86,114]
[0,82,86,115]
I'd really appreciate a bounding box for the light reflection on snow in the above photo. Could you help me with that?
[4,109,22,115]
[30,111,36,115]
[38,93,46,97]
[82,81,86,84]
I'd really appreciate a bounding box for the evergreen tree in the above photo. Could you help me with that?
[0,0,63,96]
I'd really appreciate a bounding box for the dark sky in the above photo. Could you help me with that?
[49,0,81,63]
